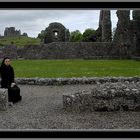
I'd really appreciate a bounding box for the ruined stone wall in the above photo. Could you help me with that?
[63,80,140,112]
[95,10,112,42]
[0,45,18,59]
[102,10,112,42]
[44,22,70,43]
[94,10,103,42]
[4,27,21,37]
[21,45,43,59]
[21,42,118,59]
[0,41,136,60]
[113,10,132,58]
[132,10,140,56]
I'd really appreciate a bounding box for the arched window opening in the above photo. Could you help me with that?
[53,31,58,38]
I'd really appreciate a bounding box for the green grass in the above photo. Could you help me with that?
[7,59,140,78]
[0,36,41,48]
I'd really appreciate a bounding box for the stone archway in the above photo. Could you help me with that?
[44,22,70,44]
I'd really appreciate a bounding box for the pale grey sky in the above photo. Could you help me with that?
[0,10,132,38]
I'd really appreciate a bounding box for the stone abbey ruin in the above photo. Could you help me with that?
[44,22,70,43]
[1,10,140,59]
[0,27,28,38]
[4,27,21,37]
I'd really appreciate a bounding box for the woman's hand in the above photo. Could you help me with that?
[11,82,16,87]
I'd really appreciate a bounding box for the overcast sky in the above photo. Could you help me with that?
[0,10,133,38]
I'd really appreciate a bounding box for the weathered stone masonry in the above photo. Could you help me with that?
[94,10,112,42]
[15,77,140,86]
[113,10,132,58]
[20,42,114,59]
[4,27,21,37]
[63,81,140,112]
[44,22,70,44]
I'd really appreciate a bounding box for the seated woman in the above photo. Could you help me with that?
[0,57,22,105]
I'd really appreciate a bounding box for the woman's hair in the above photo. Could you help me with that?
[1,57,11,67]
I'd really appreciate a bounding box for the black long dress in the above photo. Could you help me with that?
[0,64,21,103]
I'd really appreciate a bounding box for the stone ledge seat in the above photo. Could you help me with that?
[0,88,8,111]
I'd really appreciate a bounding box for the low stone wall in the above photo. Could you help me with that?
[14,77,140,112]
[15,77,140,85]
[63,81,140,112]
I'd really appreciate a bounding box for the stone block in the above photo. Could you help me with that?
[63,93,74,110]
[63,90,93,112]
[0,88,8,111]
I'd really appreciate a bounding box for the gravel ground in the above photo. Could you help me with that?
[0,84,140,130]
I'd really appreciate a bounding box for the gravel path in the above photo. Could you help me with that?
[0,84,140,130]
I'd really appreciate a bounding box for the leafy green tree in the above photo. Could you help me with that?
[70,30,83,42]
[37,30,45,42]
[82,28,96,42]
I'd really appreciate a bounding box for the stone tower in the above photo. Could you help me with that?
[4,27,21,37]
[132,10,140,56]
[102,10,112,42]
[113,10,131,58]
[95,10,112,42]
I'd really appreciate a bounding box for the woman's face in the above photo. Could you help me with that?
[4,58,11,66]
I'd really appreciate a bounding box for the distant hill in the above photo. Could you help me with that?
[0,36,41,48]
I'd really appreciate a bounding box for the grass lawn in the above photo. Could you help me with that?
[9,59,140,78]
[0,36,40,48]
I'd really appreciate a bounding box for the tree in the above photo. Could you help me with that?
[70,30,83,42]
[37,30,45,42]
[22,33,28,37]
[82,28,96,42]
